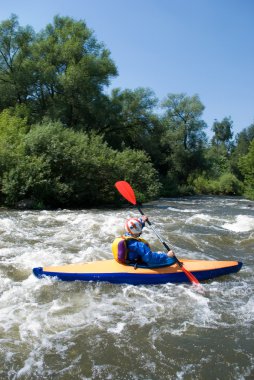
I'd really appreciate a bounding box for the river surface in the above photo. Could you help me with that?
[0,196,253,380]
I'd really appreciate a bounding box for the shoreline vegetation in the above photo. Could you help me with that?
[0,15,253,210]
[0,194,253,212]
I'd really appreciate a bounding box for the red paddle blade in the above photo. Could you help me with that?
[181,266,200,285]
[115,181,137,205]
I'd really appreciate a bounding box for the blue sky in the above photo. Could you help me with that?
[1,0,254,136]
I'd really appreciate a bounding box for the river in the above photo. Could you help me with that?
[0,196,253,379]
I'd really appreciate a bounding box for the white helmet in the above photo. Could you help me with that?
[125,218,143,236]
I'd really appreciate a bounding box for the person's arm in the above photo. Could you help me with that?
[138,216,175,260]
[130,240,171,265]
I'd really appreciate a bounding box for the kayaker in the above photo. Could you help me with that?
[112,216,176,266]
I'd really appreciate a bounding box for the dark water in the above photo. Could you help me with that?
[0,196,253,379]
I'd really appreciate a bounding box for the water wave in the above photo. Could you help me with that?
[0,197,253,379]
[222,215,254,232]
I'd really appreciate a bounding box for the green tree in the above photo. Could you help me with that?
[28,15,117,127]
[0,108,29,203]
[204,144,230,178]
[101,87,159,151]
[193,119,241,196]
[114,148,161,203]
[211,117,233,154]
[159,93,207,194]
[0,14,34,109]
[0,108,28,171]
[199,118,234,185]
[234,123,254,155]
[239,139,254,199]
[161,93,207,151]
[230,123,254,178]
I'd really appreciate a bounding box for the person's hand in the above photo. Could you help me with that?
[141,215,149,223]
[167,250,175,258]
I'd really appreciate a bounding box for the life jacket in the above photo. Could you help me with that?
[112,235,150,264]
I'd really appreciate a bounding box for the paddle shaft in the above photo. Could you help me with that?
[137,206,183,267]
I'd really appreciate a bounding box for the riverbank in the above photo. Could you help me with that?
[1,193,253,212]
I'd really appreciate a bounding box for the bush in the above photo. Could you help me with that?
[2,156,51,207]
[114,149,161,203]
[0,109,28,174]
[1,121,161,208]
[239,140,254,200]
[192,173,243,195]
[192,175,214,194]
[160,172,180,197]
[217,173,243,195]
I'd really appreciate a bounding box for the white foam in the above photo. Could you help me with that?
[239,296,254,323]
[223,215,254,232]
[107,322,125,334]
[0,203,253,379]
[167,207,199,213]
[185,213,213,224]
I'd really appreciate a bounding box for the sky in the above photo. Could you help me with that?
[1,0,254,136]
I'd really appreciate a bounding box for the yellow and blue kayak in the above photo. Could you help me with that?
[33,258,242,285]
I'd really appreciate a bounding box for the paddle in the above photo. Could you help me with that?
[115,180,201,285]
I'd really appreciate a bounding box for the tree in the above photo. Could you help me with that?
[158,93,207,194]
[28,15,117,127]
[232,123,254,156]
[238,139,254,199]
[114,148,161,203]
[211,117,233,154]
[0,108,28,172]
[0,108,29,204]
[194,117,239,194]
[161,93,206,151]
[101,87,159,151]
[228,123,254,179]
[0,14,34,109]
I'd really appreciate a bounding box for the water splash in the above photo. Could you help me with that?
[223,215,254,232]
[0,197,253,379]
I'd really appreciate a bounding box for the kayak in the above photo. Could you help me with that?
[33,258,242,285]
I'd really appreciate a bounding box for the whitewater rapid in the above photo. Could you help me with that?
[0,196,253,379]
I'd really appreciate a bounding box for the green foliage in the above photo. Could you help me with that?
[22,122,117,206]
[239,140,254,199]
[217,173,243,195]
[1,121,160,207]
[155,93,207,194]
[102,87,159,151]
[0,14,117,128]
[0,109,28,174]
[192,176,214,194]
[204,144,230,178]
[2,156,51,206]
[230,124,254,178]
[114,149,161,203]
[0,14,252,207]
[211,117,233,152]
[0,14,34,109]
[160,172,180,196]
[234,124,254,156]
[193,173,243,195]
[25,15,117,127]
[161,93,206,151]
